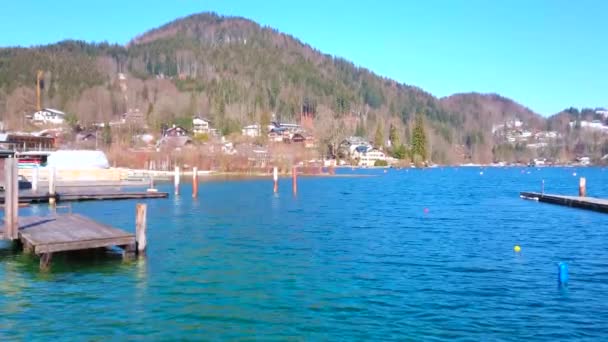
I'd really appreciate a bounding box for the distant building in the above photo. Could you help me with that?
[193,117,211,134]
[31,108,66,125]
[292,133,306,143]
[355,148,387,167]
[242,124,261,137]
[569,120,608,131]
[268,131,283,143]
[492,119,523,134]
[577,156,591,166]
[0,133,55,152]
[339,136,373,156]
[163,125,189,137]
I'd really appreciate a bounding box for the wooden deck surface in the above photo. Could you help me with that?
[520,192,608,213]
[0,214,135,254]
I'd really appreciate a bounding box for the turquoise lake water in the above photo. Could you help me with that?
[1,167,608,340]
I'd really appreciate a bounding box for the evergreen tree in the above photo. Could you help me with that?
[393,144,407,159]
[389,123,399,146]
[411,114,427,163]
[354,121,366,137]
[374,123,384,148]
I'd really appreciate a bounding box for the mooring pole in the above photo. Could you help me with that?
[273,166,278,193]
[48,166,56,206]
[174,166,180,196]
[4,157,19,240]
[579,177,586,197]
[148,173,156,191]
[192,167,198,198]
[292,165,297,196]
[135,203,147,255]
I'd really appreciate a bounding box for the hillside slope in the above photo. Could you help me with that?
[0,12,554,163]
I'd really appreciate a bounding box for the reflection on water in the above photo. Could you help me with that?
[1,167,608,340]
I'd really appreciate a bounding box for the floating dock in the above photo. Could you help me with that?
[0,213,142,269]
[520,192,608,213]
[0,189,168,204]
[1,158,149,269]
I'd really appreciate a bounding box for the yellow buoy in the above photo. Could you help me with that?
[514,245,521,253]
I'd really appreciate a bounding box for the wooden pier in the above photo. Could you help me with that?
[1,158,148,269]
[0,189,168,204]
[0,213,144,269]
[520,192,608,213]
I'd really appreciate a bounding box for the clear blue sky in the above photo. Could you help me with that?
[1,0,606,115]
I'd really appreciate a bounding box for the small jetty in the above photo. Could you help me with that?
[520,177,608,213]
[0,189,168,204]
[520,192,608,213]
[0,214,137,267]
[1,158,148,269]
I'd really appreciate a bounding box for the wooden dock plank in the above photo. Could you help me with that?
[520,192,608,213]
[34,236,135,254]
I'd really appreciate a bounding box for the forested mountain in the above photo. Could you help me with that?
[0,12,600,163]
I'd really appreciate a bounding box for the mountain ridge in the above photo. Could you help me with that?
[0,12,601,163]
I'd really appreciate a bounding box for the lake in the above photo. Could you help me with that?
[1,167,608,340]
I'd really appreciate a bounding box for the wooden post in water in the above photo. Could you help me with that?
[541,179,545,194]
[32,165,39,192]
[48,166,56,206]
[135,203,147,255]
[579,177,586,197]
[292,165,297,196]
[192,167,198,198]
[148,173,155,191]
[10,158,18,240]
[40,253,52,271]
[273,166,278,193]
[174,166,180,196]
[4,157,19,240]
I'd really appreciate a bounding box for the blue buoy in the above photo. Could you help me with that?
[558,262,569,284]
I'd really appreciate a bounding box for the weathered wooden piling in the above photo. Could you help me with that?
[273,166,278,193]
[135,203,147,255]
[48,166,56,206]
[4,157,19,240]
[174,166,180,196]
[147,173,157,192]
[32,166,39,192]
[39,253,52,271]
[292,166,298,195]
[579,177,586,197]
[192,167,198,198]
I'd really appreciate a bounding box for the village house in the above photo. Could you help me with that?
[0,132,56,152]
[30,108,66,125]
[242,124,262,137]
[291,133,305,143]
[163,125,189,137]
[193,116,212,135]
[157,124,192,149]
[339,136,373,157]
[355,148,388,167]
